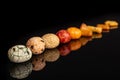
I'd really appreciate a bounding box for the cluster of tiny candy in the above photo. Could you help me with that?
[8,20,118,63]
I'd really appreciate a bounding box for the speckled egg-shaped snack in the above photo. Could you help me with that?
[9,61,32,79]
[42,33,60,49]
[8,45,32,63]
[43,48,60,62]
[32,54,46,71]
[26,37,45,54]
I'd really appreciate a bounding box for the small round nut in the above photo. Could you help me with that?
[42,33,60,49]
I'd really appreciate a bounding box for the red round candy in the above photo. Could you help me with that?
[56,30,71,43]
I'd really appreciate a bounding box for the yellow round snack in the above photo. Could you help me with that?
[97,24,110,30]
[87,26,102,34]
[105,20,118,27]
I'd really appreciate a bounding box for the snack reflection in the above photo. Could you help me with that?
[79,37,92,46]
[110,26,118,29]
[58,33,103,56]
[58,44,71,56]
[43,48,60,62]
[9,61,32,79]
[32,54,46,71]
[102,29,110,33]
[68,39,82,51]
[92,33,102,39]
[58,37,92,54]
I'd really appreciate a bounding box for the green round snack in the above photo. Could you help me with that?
[8,45,32,63]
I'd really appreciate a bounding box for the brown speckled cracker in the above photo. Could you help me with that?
[26,37,45,54]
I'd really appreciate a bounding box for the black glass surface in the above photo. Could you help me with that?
[1,8,120,79]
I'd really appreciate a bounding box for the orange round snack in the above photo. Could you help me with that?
[68,39,82,51]
[67,27,81,39]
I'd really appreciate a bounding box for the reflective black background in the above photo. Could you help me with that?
[1,3,120,79]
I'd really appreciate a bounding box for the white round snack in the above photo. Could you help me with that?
[9,61,32,79]
[8,45,32,63]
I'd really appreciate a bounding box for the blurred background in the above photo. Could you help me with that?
[2,2,119,39]
[2,2,119,54]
